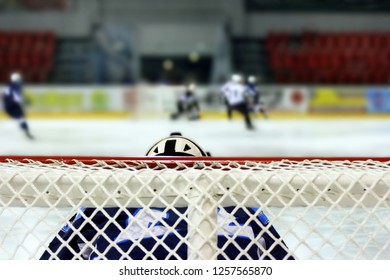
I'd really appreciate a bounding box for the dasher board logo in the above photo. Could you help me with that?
[281,87,310,112]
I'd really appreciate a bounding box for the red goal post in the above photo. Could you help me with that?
[1,156,390,260]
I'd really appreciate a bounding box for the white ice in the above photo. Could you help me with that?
[1,116,390,260]
[1,117,390,157]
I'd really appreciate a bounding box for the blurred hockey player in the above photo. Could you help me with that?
[170,83,200,120]
[40,133,294,260]
[246,75,268,119]
[1,72,34,139]
[221,74,254,130]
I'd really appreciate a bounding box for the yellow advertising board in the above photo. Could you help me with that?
[310,87,366,112]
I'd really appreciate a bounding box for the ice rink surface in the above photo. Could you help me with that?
[1,116,390,157]
[1,116,390,260]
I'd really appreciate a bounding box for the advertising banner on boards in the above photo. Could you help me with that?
[366,88,390,113]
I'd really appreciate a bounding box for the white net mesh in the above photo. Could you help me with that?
[1,157,390,260]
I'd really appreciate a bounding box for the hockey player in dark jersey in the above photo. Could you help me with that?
[1,72,34,139]
[170,83,200,121]
[246,75,268,119]
[40,133,294,260]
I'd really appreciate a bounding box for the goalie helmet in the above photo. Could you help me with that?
[146,132,209,156]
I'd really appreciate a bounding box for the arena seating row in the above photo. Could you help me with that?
[0,30,55,83]
[266,31,390,84]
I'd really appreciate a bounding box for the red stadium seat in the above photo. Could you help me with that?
[267,30,390,84]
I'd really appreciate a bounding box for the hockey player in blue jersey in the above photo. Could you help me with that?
[246,75,268,119]
[40,133,294,260]
[1,72,34,139]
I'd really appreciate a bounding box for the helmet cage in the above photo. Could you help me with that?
[146,134,208,157]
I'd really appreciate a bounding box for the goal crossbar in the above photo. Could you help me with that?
[1,156,390,208]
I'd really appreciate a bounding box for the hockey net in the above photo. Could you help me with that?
[1,156,390,260]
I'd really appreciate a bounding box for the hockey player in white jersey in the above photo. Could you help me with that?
[246,75,268,119]
[221,74,254,130]
[1,72,34,139]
